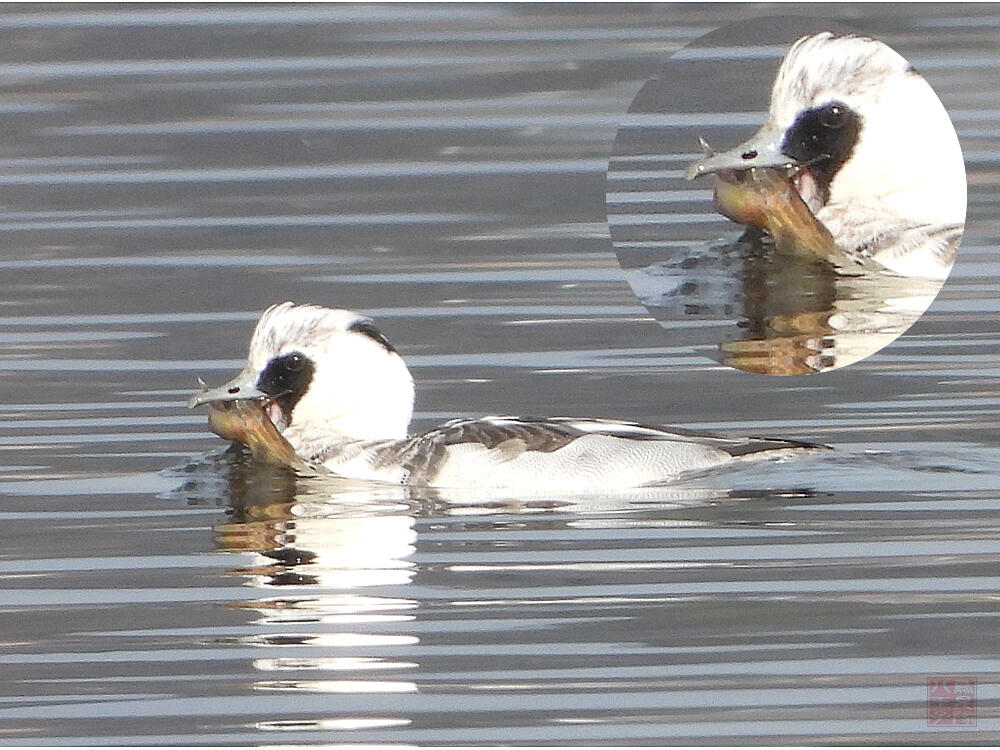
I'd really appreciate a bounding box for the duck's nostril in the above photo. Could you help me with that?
[741,150,758,160]
[228,386,240,394]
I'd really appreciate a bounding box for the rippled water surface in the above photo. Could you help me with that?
[2,4,1000,745]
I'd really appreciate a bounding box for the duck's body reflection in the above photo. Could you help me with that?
[161,442,830,736]
[203,454,421,715]
[216,457,417,589]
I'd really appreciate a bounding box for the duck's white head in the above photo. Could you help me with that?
[190,303,414,452]
[688,32,966,260]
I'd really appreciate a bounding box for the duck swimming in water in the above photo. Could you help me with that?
[189,302,822,491]
[687,31,965,280]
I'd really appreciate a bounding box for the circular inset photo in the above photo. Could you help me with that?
[607,16,966,375]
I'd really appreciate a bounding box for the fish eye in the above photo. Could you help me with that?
[819,103,848,129]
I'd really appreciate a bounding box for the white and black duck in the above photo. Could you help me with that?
[189,302,823,490]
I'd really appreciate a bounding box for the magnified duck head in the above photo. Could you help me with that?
[688,31,966,278]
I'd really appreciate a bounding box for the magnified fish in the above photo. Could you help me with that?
[710,165,840,262]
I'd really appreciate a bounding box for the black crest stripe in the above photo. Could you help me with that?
[348,319,396,353]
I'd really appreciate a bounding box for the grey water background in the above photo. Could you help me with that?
[1,3,999,745]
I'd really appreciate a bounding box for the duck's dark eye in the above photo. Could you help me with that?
[818,103,848,129]
[779,101,860,203]
[255,351,315,427]
[257,352,313,396]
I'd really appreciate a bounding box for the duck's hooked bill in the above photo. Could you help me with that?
[686,125,795,181]
[187,371,268,409]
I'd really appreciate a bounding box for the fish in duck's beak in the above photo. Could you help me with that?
[686,131,840,262]
[188,373,304,468]
[708,166,839,261]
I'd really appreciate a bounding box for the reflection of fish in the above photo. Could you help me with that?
[189,303,823,490]
[687,32,965,279]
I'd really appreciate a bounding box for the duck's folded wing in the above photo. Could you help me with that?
[366,417,580,484]
[868,222,963,279]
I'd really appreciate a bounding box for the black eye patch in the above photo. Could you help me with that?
[256,351,315,423]
[780,101,861,193]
